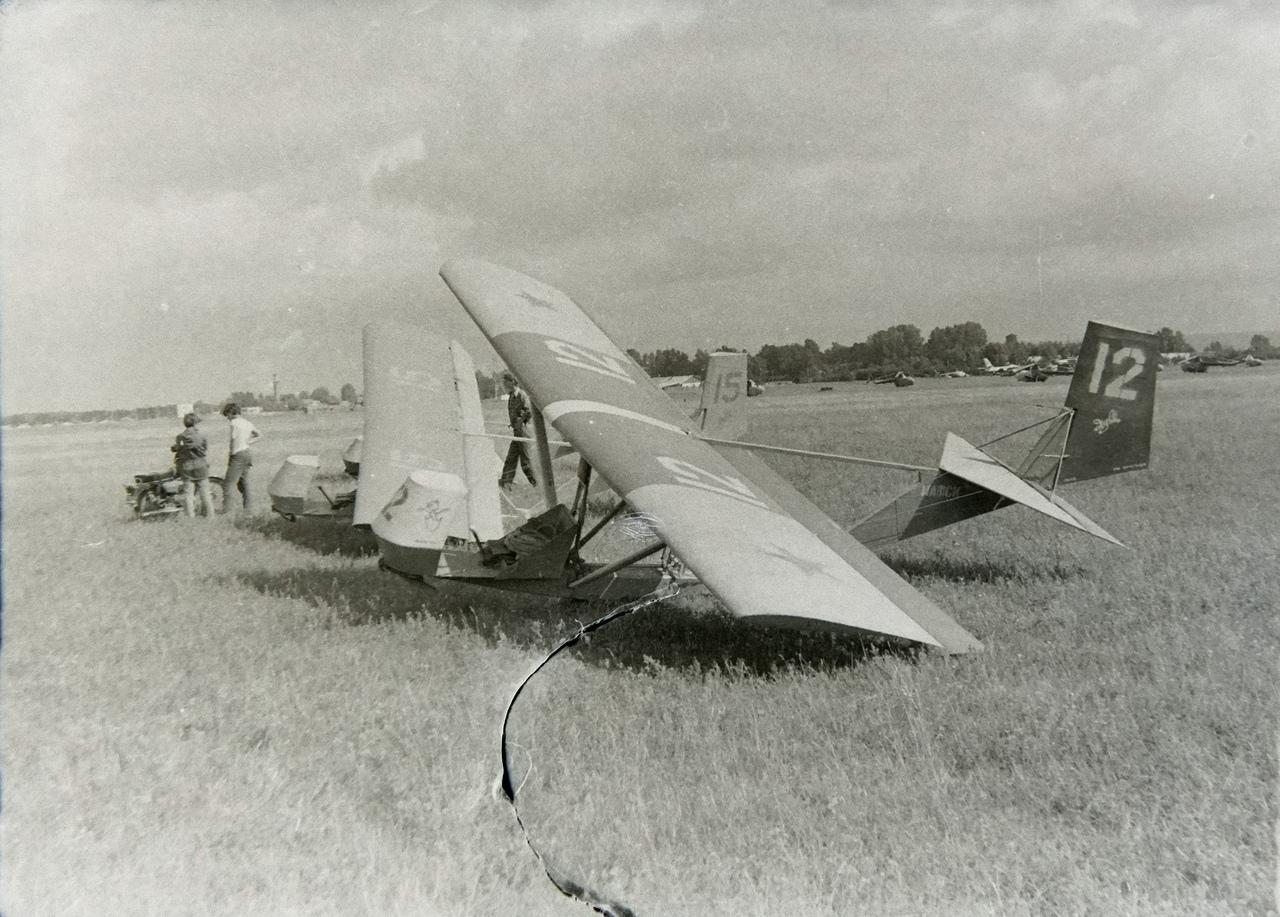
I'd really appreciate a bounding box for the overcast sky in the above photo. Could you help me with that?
[3,0,1277,412]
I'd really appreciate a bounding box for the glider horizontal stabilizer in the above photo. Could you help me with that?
[851,434,1120,550]
[938,434,1121,545]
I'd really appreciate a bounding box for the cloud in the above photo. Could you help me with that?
[3,0,1279,412]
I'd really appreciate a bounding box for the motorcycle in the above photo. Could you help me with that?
[126,468,225,519]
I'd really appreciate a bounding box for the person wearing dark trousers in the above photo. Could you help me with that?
[499,373,537,490]
[172,412,214,518]
[220,402,260,512]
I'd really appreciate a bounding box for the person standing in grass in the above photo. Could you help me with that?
[499,372,537,490]
[220,402,260,513]
[172,412,214,518]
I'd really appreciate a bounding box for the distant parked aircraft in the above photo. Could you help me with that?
[982,358,1044,376]
[1179,354,1243,373]
[982,358,1025,375]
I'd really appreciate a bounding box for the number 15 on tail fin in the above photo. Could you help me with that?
[696,352,752,440]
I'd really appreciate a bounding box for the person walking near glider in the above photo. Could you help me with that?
[499,372,537,490]
[221,402,260,512]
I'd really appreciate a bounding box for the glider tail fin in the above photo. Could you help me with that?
[1019,321,1160,486]
[355,324,503,540]
[697,351,750,440]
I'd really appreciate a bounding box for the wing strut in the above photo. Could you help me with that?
[530,407,558,509]
[570,460,593,554]
[1049,411,1074,496]
[573,494,628,553]
[697,435,934,472]
[567,539,666,590]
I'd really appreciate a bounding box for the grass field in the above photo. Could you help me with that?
[3,368,1277,916]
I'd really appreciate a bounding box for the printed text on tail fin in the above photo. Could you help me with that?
[1024,321,1160,486]
[697,352,750,440]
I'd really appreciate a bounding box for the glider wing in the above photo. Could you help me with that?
[440,259,973,648]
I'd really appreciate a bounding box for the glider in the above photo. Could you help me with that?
[267,437,362,521]
[1014,364,1051,382]
[1179,354,1243,373]
[354,261,1158,655]
[982,357,1028,375]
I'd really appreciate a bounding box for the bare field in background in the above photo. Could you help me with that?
[2,368,1277,916]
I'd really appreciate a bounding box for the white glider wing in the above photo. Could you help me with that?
[439,259,983,649]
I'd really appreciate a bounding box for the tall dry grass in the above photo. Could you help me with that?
[2,369,1277,915]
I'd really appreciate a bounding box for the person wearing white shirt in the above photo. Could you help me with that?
[220,402,261,513]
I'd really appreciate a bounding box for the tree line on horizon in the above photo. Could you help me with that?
[627,325,1277,384]
[6,328,1276,427]
[4,383,361,428]
[216,382,361,413]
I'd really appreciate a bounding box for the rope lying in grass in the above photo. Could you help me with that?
[499,578,681,917]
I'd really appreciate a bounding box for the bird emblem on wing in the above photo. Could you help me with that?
[764,543,838,580]
[516,290,559,312]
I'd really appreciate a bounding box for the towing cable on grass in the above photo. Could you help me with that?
[499,576,682,917]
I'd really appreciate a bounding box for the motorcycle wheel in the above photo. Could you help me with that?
[135,486,177,518]
[134,477,227,518]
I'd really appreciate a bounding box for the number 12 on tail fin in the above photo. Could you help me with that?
[1054,321,1160,484]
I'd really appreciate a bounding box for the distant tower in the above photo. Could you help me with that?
[272,373,280,402]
